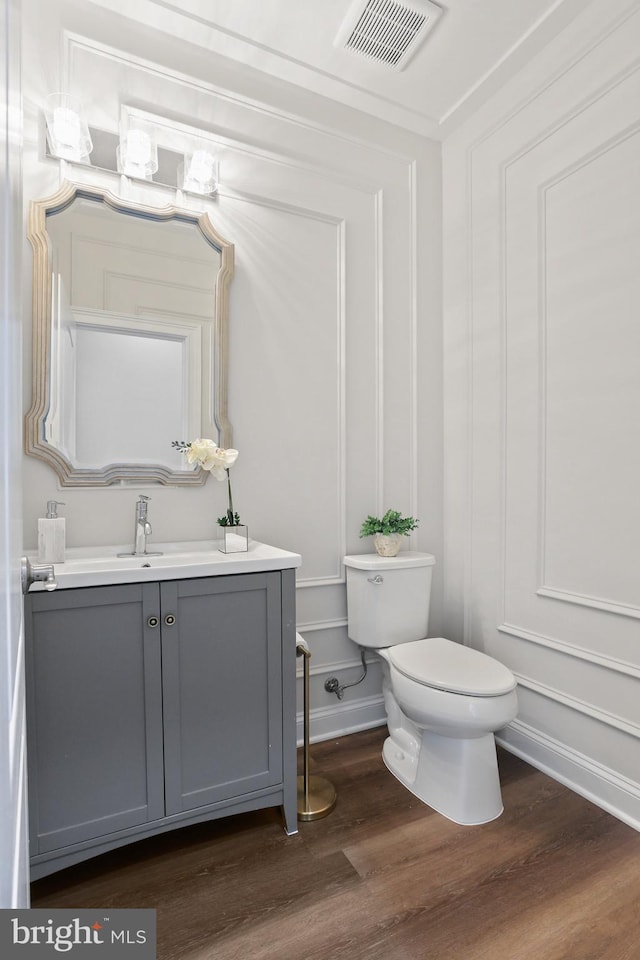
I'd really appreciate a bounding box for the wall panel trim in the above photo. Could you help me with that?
[500,622,640,679]
[514,674,640,739]
[296,653,377,680]
[297,694,385,746]
[461,3,640,160]
[296,618,348,633]
[464,38,640,643]
[65,32,422,167]
[537,587,640,620]
[498,718,640,832]
[296,577,345,589]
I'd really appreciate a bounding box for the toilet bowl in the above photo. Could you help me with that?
[379,638,517,824]
[344,552,518,825]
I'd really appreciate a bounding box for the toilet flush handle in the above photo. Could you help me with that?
[367,575,384,584]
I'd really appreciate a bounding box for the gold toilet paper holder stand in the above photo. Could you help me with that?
[296,637,336,821]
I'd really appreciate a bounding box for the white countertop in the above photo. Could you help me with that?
[27,539,302,591]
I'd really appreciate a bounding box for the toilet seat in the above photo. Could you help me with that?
[388,637,516,697]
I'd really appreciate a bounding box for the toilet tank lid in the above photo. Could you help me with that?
[344,552,435,570]
[389,637,517,696]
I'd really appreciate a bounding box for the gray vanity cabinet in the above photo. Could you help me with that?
[160,574,284,815]
[25,583,165,855]
[25,570,297,879]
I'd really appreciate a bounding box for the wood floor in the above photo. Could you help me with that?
[31,727,640,960]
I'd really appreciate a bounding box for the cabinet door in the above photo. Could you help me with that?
[25,584,164,855]
[161,573,283,815]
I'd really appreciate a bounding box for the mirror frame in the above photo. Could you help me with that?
[25,180,234,486]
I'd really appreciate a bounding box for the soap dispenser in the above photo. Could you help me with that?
[37,500,66,563]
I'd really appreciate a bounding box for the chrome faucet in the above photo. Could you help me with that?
[118,496,163,557]
[134,496,152,555]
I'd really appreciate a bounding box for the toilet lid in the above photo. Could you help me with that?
[388,637,516,697]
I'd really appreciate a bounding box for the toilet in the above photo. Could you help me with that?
[344,551,518,825]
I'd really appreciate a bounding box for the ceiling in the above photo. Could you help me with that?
[88,0,589,139]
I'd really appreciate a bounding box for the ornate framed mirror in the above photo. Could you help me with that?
[25,180,234,485]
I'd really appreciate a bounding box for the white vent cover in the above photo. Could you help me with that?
[335,0,443,70]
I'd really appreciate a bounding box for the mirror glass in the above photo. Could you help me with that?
[25,181,233,485]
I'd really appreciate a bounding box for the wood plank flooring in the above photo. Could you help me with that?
[31,727,640,960]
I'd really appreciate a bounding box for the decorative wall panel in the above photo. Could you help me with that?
[22,0,441,743]
[443,0,640,828]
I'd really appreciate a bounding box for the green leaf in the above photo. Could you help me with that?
[359,509,419,537]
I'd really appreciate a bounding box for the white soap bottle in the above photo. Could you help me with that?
[37,500,66,563]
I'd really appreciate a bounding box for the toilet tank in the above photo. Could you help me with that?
[343,552,435,648]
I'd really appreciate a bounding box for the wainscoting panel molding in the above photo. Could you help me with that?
[22,0,441,747]
[497,719,640,833]
[444,0,640,829]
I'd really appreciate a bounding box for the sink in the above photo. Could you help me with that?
[27,540,301,590]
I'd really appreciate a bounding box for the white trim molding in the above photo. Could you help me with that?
[537,587,640,621]
[497,719,640,833]
[513,674,640,740]
[499,622,640,680]
[297,695,386,746]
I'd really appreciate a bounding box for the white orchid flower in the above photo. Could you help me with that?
[205,447,239,481]
[173,439,241,526]
[184,440,238,477]
[184,438,216,466]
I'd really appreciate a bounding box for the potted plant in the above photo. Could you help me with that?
[172,439,247,552]
[359,509,419,557]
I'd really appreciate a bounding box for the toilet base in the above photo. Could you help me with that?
[382,728,504,826]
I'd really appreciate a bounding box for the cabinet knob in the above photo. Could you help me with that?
[164,614,176,626]
[146,616,159,628]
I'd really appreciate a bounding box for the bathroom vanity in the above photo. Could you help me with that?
[24,541,301,879]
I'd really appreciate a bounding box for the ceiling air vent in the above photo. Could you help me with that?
[335,0,443,70]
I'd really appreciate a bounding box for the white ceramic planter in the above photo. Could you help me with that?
[373,533,404,557]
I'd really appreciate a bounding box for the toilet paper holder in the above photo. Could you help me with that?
[296,634,336,821]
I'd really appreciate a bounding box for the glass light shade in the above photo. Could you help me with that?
[45,94,92,162]
[117,128,158,180]
[180,147,218,195]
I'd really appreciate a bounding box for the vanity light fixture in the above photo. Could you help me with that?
[44,94,93,163]
[116,120,158,181]
[43,99,221,195]
[179,143,218,196]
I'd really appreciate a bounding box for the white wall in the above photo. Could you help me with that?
[0,0,30,908]
[20,0,442,739]
[443,0,640,828]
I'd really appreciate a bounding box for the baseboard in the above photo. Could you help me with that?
[497,719,640,833]
[297,694,386,746]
